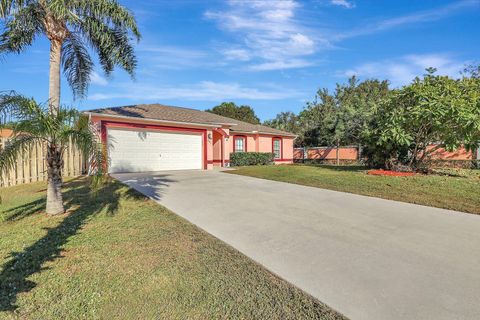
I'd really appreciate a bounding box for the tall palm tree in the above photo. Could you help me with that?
[0,93,103,215]
[1,1,139,215]
[0,0,140,114]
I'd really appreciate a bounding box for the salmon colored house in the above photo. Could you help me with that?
[85,104,295,173]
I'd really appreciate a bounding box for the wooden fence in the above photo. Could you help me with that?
[0,137,86,187]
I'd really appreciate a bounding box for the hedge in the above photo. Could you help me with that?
[230,152,274,166]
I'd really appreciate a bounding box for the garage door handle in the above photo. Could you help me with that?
[159,154,161,157]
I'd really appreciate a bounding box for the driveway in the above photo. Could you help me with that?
[114,170,480,320]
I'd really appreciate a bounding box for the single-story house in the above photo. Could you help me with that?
[85,104,296,173]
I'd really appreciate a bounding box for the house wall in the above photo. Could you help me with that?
[228,133,294,163]
[90,115,294,169]
[90,115,214,170]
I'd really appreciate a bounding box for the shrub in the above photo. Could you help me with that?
[230,152,274,166]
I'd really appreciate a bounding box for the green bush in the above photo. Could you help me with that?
[230,152,274,166]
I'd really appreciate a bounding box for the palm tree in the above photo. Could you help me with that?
[0,1,139,215]
[0,0,140,114]
[0,93,103,215]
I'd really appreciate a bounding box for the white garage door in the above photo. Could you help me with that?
[107,128,203,173]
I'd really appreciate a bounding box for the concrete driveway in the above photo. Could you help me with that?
[113,169,480,320]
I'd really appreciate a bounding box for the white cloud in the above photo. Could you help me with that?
[337,0,479,40]
[330,0,355,9]
[137,45,213,70]
[341,53,465,87]
[90,72,108,86]
[249,59,314,71]
[221,48,251,61]
[88,81,302,101]
[205,0,320,71]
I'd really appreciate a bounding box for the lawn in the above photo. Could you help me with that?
[0,178,345,319]
[228,165,480,215]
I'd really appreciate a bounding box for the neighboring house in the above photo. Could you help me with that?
[85,104,295,173]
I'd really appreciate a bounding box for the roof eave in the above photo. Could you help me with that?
[230,129,296,137]
[84,111,237,128]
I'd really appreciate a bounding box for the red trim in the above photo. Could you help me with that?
[100,120,208,170]
[103,120,205,133]
[233,135,247,152]
[274,158,293,162]
[272,137,283,160]
[214,128,228,137]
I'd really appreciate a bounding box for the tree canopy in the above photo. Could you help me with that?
[264,69,479,170]
[206,102,260,124]
[374,70,480,169]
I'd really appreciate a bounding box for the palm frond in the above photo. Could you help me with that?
[0,134,41,173]
[0,0,28,18]
[60,113,104,174]
[79,16,137,77]
[0,92,46,126]
[0,3,44,55]
[71,0,140,39]
[62,33,93,99]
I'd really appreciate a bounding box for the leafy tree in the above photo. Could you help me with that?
[0,93,103,215]
[263,111,302,144]
[292,77,389,148]
[463,63,480,79]
[299,88,337,146]
[206,102,260,124]
[375,70,480,170]
[334,77,390,145]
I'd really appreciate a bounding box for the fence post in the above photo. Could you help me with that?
[336,141,340,166]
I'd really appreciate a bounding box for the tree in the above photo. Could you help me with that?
[1,1,140,114]
[1,1,139,215]
[263,111,301,144]
[298,88,337,147]
[0,93,103,215]
[334,77,390,145]
[375,70,480,170]
[206,102,260,124]
[295,77,390,148]
[463,63,480,79]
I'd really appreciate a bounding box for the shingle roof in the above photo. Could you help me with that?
[87,104,295,137]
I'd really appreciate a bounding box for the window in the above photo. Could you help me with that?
[273,138,282,159]
[234,137,245,152]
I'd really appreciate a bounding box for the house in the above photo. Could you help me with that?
[85,104,296,173]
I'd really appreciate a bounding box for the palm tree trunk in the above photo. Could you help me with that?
[46,144,64,215]
[48,39,62,115]
[46,38,64,215]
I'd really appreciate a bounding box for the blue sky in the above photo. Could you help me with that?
[1,0,479,121]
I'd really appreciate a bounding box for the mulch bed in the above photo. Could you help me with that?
[367,169,416,177]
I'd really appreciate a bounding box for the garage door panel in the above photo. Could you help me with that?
[107,128,202,173]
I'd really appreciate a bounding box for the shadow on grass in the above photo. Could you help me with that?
[0,177,148,312]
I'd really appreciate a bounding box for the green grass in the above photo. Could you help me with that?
[228,165,480,215]
[0,178,345,319]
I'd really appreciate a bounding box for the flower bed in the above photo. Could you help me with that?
[367,169,415,177]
